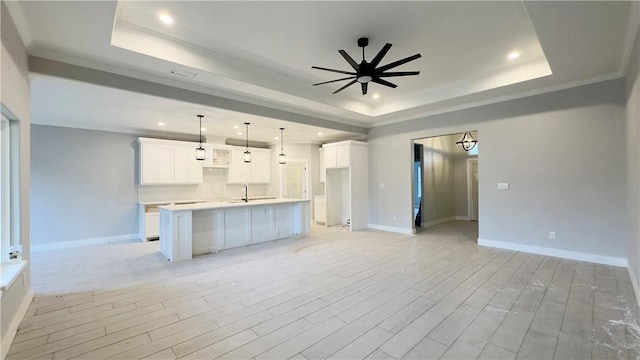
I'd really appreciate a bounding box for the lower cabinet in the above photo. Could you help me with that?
[144,212,160,239]
[188,204,296,256]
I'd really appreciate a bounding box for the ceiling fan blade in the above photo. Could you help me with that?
[333,79,358,94]
[369,43,392,68]
[338,50,360,70]
[361,82,368,95]
[313,76,357,86]
[372,78,397,88]
[377,53,422,72]
[378,71,420,77]
[311,66,356,76]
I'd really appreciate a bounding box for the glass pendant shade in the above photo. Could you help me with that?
[195,146,205,160]
[456,132,478,152]
[243,122,251,163]
[196,114,206,161]
[278,127,286,164]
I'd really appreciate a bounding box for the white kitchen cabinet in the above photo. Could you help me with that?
[319,148,325,183]
[336,144,350,168]
[227,146,271,183]
[174,144,203,184]
[139,138,204,185]
[252,206,274,243]
[314,196,326,224]
[224,207,250,248]
[323,140,369,231]
[144,212,160,239]
[323,143,350,169]
[324,146,337,169]
[159,200,310,262]
[140,142,174,184]
[203,145,231,168]
[274,204,292,237]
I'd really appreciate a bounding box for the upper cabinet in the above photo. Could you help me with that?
[203,144,231,168]
[139,138,203,185]
[174,144,203,184]
[324,143,350,169]
[140,141,174,184]
[228,146,271,184]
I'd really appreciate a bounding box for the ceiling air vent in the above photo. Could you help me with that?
[170,68,197,79]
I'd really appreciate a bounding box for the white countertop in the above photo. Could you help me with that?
[159,198,310,211]
[138,199,206,206]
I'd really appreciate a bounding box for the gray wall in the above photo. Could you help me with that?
[1,0,32,354]
[369,78,627,260]
[31,125,138,245]
[626,25,640,292]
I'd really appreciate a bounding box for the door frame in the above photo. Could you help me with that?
[279,159,310,200]
[467,158,479,221]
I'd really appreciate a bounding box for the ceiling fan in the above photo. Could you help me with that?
[312,37,421,95]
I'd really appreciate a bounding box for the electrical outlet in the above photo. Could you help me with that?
[549,232,556,240]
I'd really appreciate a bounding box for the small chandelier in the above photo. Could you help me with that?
[195,115,206,161]
[243,122,251,163]
[278,128,286,164]
[456,132,477,152]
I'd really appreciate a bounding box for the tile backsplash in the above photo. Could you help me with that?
[137,168,271,202]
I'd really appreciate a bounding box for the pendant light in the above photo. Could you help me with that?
[278,128,286,164]
[455,132,477,152]
[243,122,251,163]
[195,115,206,161]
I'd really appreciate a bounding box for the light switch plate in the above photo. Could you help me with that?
[498,182,509,190]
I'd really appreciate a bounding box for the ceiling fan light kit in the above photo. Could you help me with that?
[312,37,421,95]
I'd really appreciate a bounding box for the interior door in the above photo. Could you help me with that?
[283,161,307,199]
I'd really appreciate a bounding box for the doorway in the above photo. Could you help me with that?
[411,132,478,239]
[281,160,308,199]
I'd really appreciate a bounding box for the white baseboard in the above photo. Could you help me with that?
[455,216,471,221]
[478,238,627,267]
[1,287,33,360]
[32,234,138,251]
[368,224,415,235]
[628,265,640,309]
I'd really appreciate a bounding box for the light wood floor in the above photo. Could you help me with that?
[8,221,640,359]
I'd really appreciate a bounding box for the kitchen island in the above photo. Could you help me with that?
[158,199,311,262]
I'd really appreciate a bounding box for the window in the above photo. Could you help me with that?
[1,111,20,266]
[1,114,10,264]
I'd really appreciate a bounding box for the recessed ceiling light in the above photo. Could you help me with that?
[275,136,279,140]
[157,122,165,127]
[159,14,173,24]
[233,125,239,129]
[201,127,207,132]
[318,132,323,136]
[237,132,243,136]
[372,94,380,99]
[507,51,520,60]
